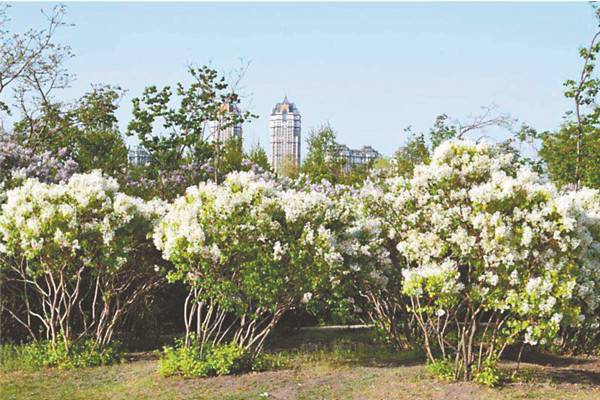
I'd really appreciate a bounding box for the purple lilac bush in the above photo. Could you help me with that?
[0,135,78,193]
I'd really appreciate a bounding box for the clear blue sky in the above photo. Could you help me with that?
[6,2,598,156]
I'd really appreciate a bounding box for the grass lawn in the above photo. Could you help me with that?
[3,328,600,400]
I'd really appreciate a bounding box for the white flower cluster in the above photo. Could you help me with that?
[0,170,163,270]
[153,171,280,261]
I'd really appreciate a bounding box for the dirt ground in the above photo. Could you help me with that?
[4,329,600,400]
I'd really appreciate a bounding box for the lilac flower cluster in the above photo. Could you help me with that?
[0,135,79,193]
[125,162,208,199]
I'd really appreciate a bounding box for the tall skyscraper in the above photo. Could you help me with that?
[207,103,243,143]
[270,96,301,174]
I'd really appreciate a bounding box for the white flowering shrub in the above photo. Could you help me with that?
[357,179,421,348]
[312,183,411,342]
[0,171,164,349]
[372,140,589,380]
[554,188,600,351]
[153,171,338,355]
[1,139,598,378]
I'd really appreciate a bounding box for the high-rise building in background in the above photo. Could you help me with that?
[207,103,243,143]
[335,144,381,171]
[270,96,301,174]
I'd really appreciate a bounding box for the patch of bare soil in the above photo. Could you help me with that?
[163,368,302,398]
[431,382,489,400]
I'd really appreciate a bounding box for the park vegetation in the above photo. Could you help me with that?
[1,3,600,388]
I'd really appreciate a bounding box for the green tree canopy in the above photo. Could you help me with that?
[13,85,128,177]
[301,124,346,183]
[247,143,271,172]
[516,6,600,189]
[126,66,255,176]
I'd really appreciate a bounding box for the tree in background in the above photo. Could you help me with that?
[524,125,600,189]
[279,155,300,179]
[341,163,373,186]
[0,5,128,180]
[428,109,513,151]
[247,143,271,173]
[0,4,72,121]
[13,85,129,178]
[300,124,377,185]
[217,136,245,177]
[127,66,255,185]
[563,4,600,189]
[389,108,515,179]
[393,129,430,177]
[301,124,346,184]
[70,86,128,176]
[516,6,600,189]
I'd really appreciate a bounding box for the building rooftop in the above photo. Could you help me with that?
[271,96,300,115]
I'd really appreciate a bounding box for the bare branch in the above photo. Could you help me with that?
[0,4,73,119]
[457,105,516,138]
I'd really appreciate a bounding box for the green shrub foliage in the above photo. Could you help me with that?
[158,337,254,377]
[1,338,121,371]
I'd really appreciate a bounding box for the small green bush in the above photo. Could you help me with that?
[1,338,122,371]
[474,359,503,387]
[427,357,503,387]
[426,358,455,382]
[158,338,257,377]
[158,340,209,377]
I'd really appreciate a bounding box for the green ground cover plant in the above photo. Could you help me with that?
[0,338,122,372]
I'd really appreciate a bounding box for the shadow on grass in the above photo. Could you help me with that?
[264,329,600,388]
[262,326,424,369]
[502,349,600,387]
[501,345,598,368]
[529,367,600,386]
[124,351,160,363]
